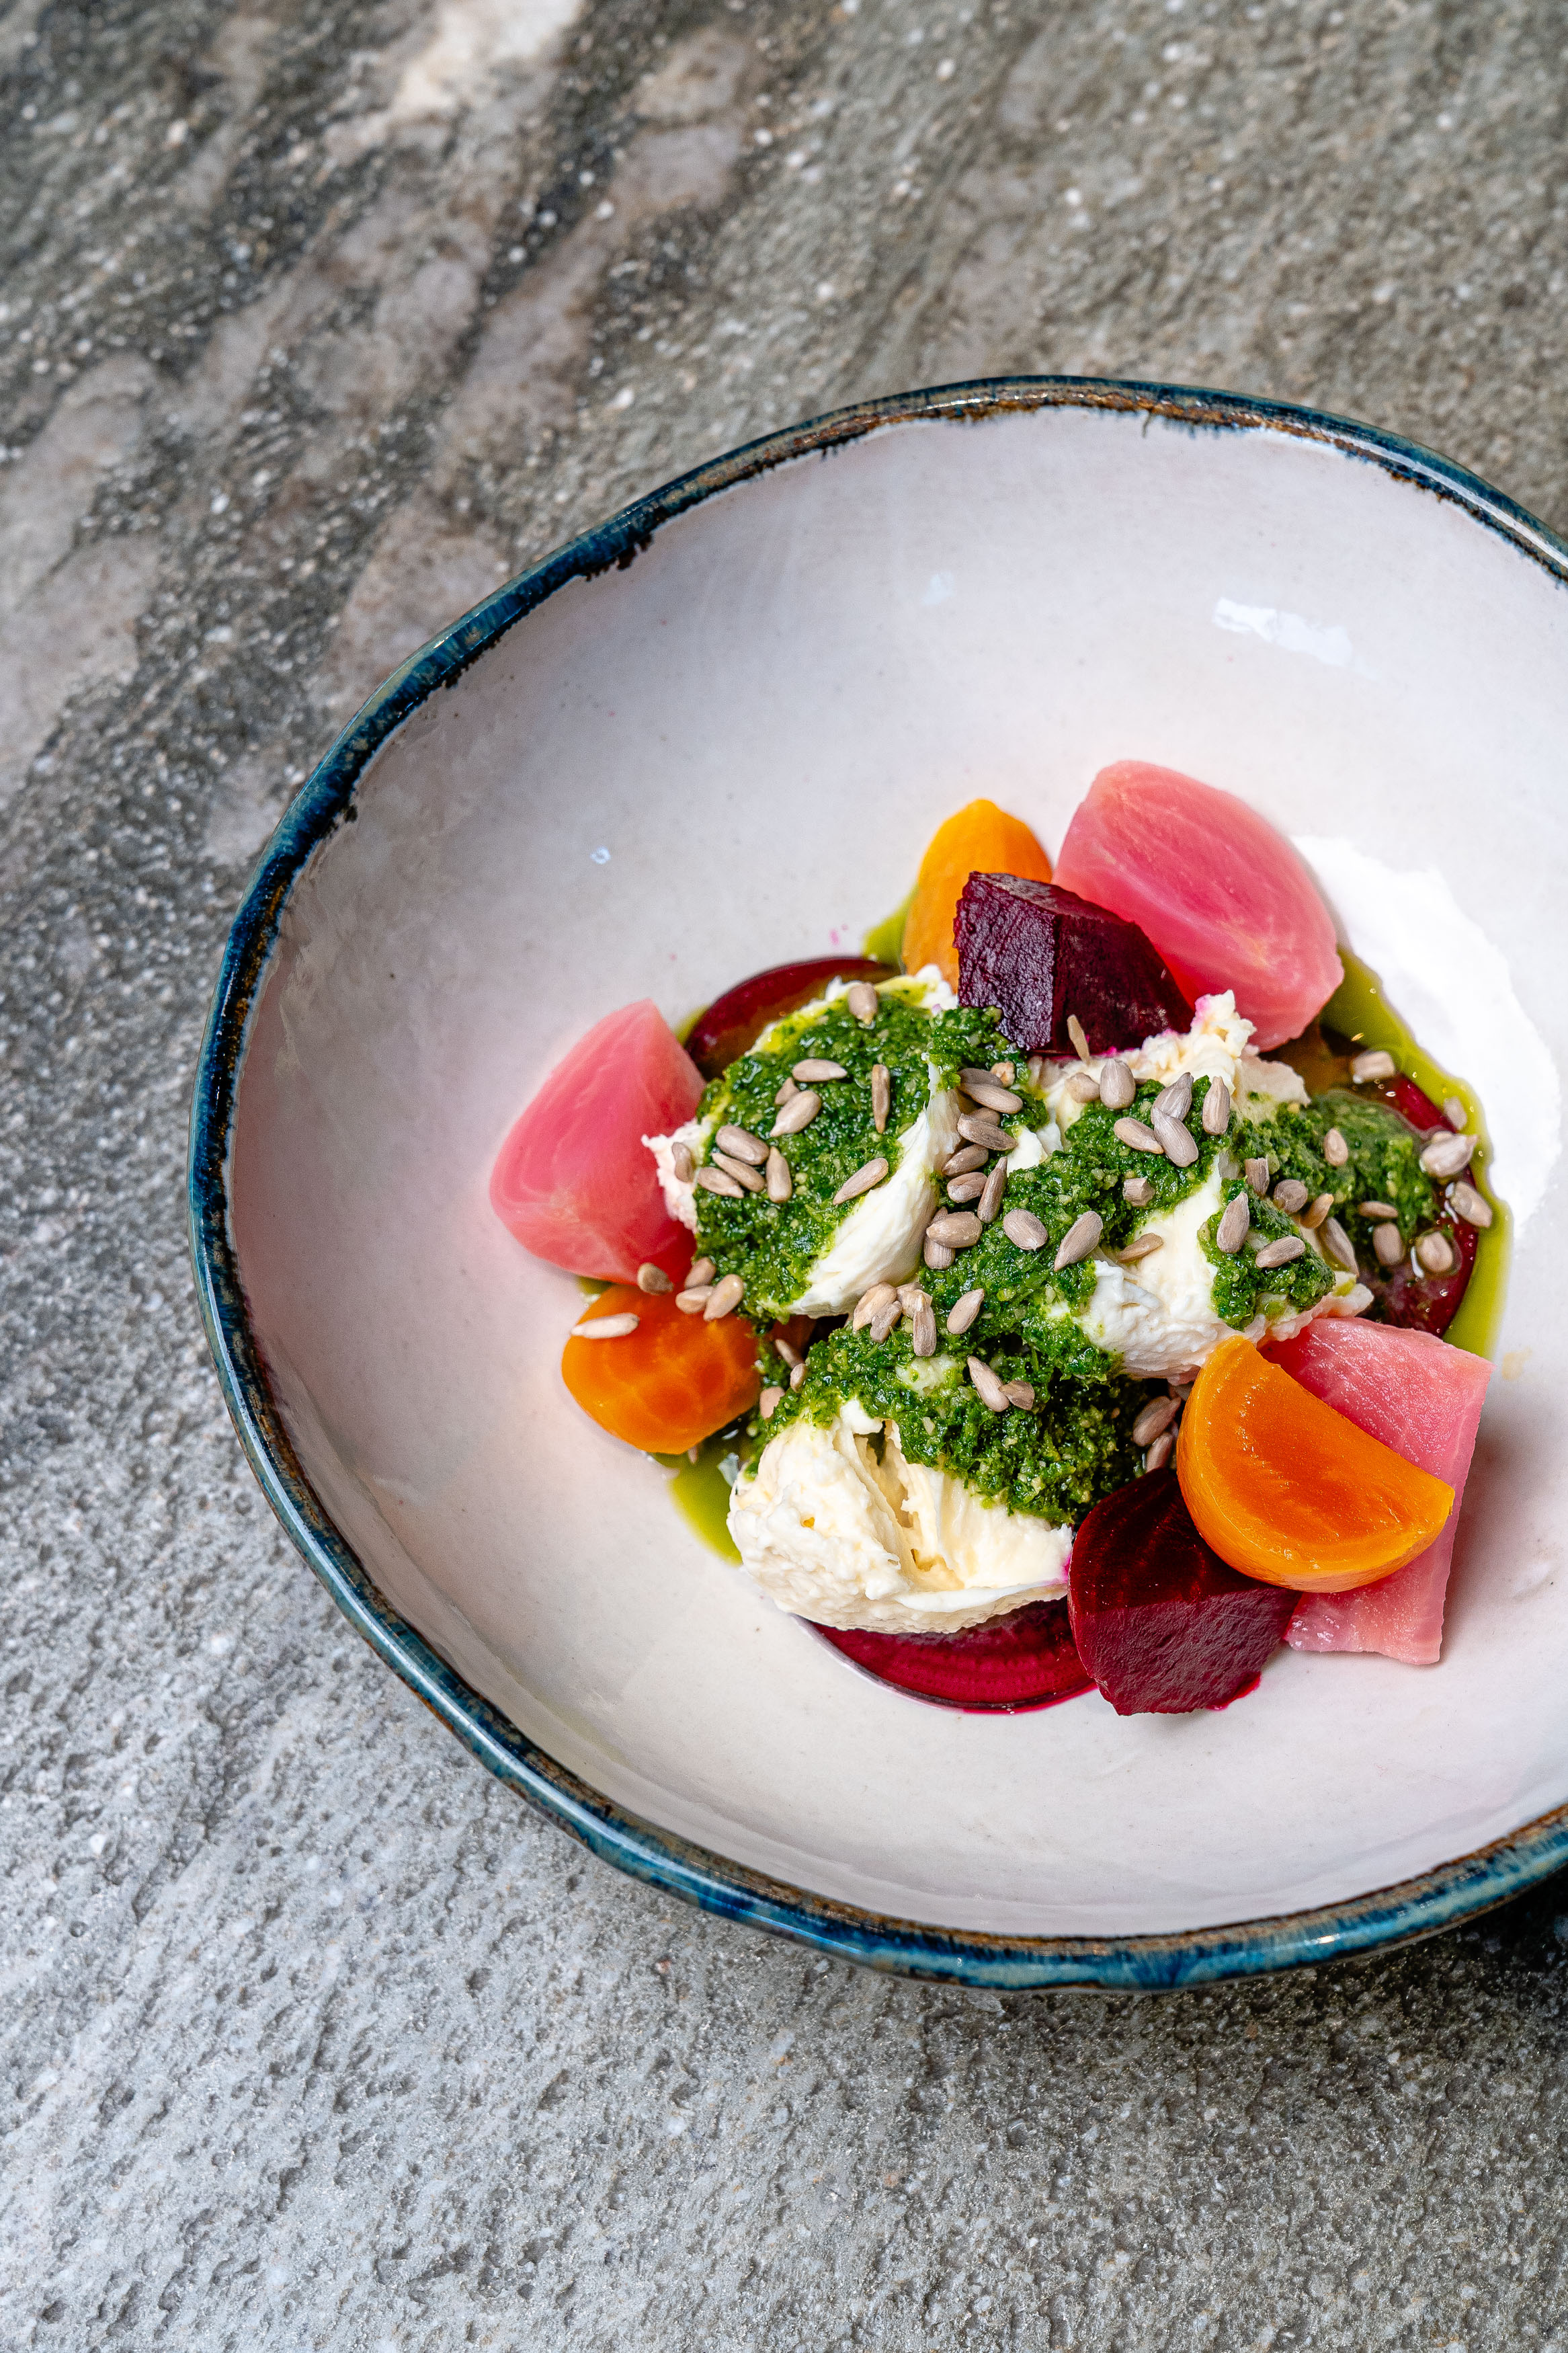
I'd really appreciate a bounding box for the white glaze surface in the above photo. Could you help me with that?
[229,403,1568,1938]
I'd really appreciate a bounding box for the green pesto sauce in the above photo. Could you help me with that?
[690,988,1014,1320]
[763,1321,1145,1525]
[1303,951,1510,1359]
[917,1076,1224,1354]
[1199,1176,1335,1326]
[1233,1088,1437,1266]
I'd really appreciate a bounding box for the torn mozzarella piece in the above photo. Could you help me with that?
[728,1408,1070,1636]
[1041,989,1308,1135]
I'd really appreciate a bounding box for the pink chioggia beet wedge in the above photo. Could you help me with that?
[1053,760,1344,1051]
[1265,1320,1492,1665]
[954,873,1192,1055]
[490,1000,702,1285]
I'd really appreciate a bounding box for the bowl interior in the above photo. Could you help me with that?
[226,399,1568,1940]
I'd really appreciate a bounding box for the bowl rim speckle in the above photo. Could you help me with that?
[188,374,1568,1988]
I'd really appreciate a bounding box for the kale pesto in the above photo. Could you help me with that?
[689,984,1015,1318]
[1235,1087,1437,1269]
[764,1320,1147,1524]
[918,1075,1227,1353]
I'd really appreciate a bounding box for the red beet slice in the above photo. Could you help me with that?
[1067,1470,1296,1714]
[810,1597,1092,1714]
[955,874,1192,1055]
[684,956,895,1080]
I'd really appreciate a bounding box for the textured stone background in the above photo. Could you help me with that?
[3,1,1568,2346]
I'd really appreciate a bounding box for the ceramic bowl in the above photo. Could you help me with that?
[192,379,1568,1989]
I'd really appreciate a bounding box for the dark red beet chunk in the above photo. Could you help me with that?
[1067,1471,1296,1714]
[811,1597,1092,1714]
[684,957,895,1080]
[955,874,1192,1054]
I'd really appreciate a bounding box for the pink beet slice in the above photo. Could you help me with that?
[811,1597,1091,1713]
[1053,761,1344,1050]
[490,1000,702,1283]
[684,956,894,1081]
[955,873,1192,1054]
[1266,1320,1491,1666]
[1067,1470,1296,1714]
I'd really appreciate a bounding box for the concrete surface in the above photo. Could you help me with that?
[3,1,1568,2346]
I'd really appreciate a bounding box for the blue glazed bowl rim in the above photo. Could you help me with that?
[188,374,1568,1989]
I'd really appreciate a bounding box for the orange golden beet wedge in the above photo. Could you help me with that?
[562,1283,759,1455]
[1176,1335,1454,1594]
[901,799,1053,987]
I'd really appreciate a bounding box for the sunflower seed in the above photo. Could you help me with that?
[773,1334,803,1367]
[852,1283,897,1330]
[1114,1117,1165,1156]
[1155,1071,1194,1120]
[924,1236,956,1269]
[1358,1199,1399,1221]
[1272,1179,1309,1215]
[978,1163,1009,1224]
[833,1156,889,1205]
[1152,1106,1199,1166]
[968,1357,1012,1413]
[845,980,880,1025]
[790,1360,807,1389]
[1067,1014,1092,1063]
[1443,1095,1468,1132]
[956,1112,1014,1152]
[716,1123,769,1166]
[1350,1049,1397,1083]
[871,1064,891,1134]
[1202,1078,1232,1135]
[1420,1131,1477,1180]
[1026,1056,1046,1088]
[1116,1234,1164,1264]
[961,1069,1024,1113]
[911,1296,938,1358]
[1004,1380,1036,1410]
[766,1147,792,1203]
[1065,1068,1102,1103]
[688,1257,716,1287]
[1215,1192,1251,1254]
[774,1076,798,1106]
[794,1058,848,1082]
[1245,1157,1272,1194]
[944,1144,989,1176]
[675,1286,713,1314]
[1323,1126,1350,1167]
[1300,1193,1333,1230]
[636,1263,673,1293]
[759,1386,782,1418]
[898,1282,927,1311]
[928,1209,983,1248]
[772,1088,821,1137]
[1002,1207,1049,1252]
[1123,1174,1155,1207]
[1144,1430,1175,1472]
[571,1312,640,1339]
[1255,1234,1307,1269]
[712,1150,766,1193]
[1132,1396,1179,1446]
[946,1287,985,1336]
[1099,1060,1137,1110]
[695,1164,745,1199]
[1450,1180,1493,1229]
[1321,1217,1358,1273]
[1054,1209,1104,1269]
[1371,1222,1406,1267]
[948,1172,987,1203]
[705,1273,745,1319]
[868,1297,903,1343]
[671,1142,694,1183]
[1415,1230,1456,1275]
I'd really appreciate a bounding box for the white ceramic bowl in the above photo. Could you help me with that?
[192,381,1568,1987]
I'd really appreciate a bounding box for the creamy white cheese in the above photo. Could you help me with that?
[643,966,963,1314]
[1040,988,1309,1138]
[729,1406,1071,1635]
